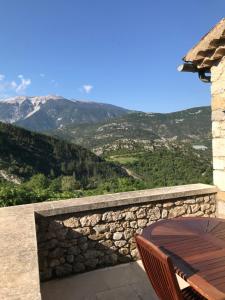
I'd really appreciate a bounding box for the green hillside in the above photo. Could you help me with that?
[0,122,128,184]
[107,144,212,187]
[48,106,213,188]
[0,105,213,207]
[50,106,211,155]
[0,122,147,206]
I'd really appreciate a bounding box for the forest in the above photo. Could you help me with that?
[0,122,213,207]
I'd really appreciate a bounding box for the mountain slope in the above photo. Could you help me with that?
[0,122,128,186]
[50,106,211,155]
[0,95,129,131]
[106,144,212,187]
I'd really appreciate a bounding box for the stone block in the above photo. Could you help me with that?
[213,170,225,191]
[212,138,225,156]
[212,121,225,138]
[212,95,225,111]
[93,224,108,234]
[137,219,147,228]
[124,229,134,240]
[130,221,138,228]
[136,208,146,218]
[63,217,80,228]
[168,206,186,218]
[88,233,105,241]
[183,199,195,204]
[125,212,136,221]
[49,258,60,268]
[66,254,74,263]
[213,157,225,170]
[161,209,168,219]
[147,207,161,220]
[163,202,174,208]
[211,61,225,82]
[113,232,123,240]
[211,79,225,95]
[73,262,85,273]
[80,214,101,227]
[212,110,225,121]
[200,203,211,212]
[68,246,80,255]
[49,247,64,258]
[100,240,113,248]
[131,249,139,259]
[195,196,204,203]
[114,240,127,247]
[191,204,200,213]
[217,199,225,218]
[102,211,124,222]
[119,248,129,255]
[85,258,99,268]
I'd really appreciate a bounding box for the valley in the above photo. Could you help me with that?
[49,104,212,187]
[0,96,213,206]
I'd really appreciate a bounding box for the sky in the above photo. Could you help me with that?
[0,1,224,112]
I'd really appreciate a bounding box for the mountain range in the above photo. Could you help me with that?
[0,95,129,131]
[0,95,212,189]
[50,106,211,155]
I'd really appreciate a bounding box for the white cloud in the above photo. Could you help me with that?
[0,73,31,98]
[15,74,31,93]
[0,74,5,81]
[83,84,93,94]
[10,81,17,89]
[40,73,45,77]
[0,81,16,93]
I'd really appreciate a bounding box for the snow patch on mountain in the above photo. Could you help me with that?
[0,95,130,130]
[0,95,65,122]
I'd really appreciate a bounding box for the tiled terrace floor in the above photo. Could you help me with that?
[41,261,188,300]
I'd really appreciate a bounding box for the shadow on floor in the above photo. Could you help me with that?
[41,260,160,300]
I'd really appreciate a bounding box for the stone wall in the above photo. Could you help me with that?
[36,190,216,281]
[211,56,225,191]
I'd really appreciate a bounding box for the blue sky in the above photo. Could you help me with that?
[0,0,224,112]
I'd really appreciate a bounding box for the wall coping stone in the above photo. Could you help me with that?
[0,206,41,300]
[34,183,217,217]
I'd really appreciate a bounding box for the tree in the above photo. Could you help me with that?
[61,176,80,192]
[26,174,49,190]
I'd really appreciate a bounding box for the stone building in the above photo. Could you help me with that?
[179,18,225,214]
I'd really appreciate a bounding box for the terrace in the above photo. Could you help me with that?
[0,183,218,299]
[2,17,225,300]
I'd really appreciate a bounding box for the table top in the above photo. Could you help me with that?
[142,217,225,300]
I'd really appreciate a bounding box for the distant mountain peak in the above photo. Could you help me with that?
[2,95,28,104]
[0,95,129,131]
[2,94,65,104]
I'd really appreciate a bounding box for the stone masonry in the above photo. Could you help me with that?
[211,56,225,192]
[36,193,216,281]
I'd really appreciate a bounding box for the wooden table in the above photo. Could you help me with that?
[142,217,225,300]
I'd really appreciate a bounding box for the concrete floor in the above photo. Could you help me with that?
[41,261,188,300]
